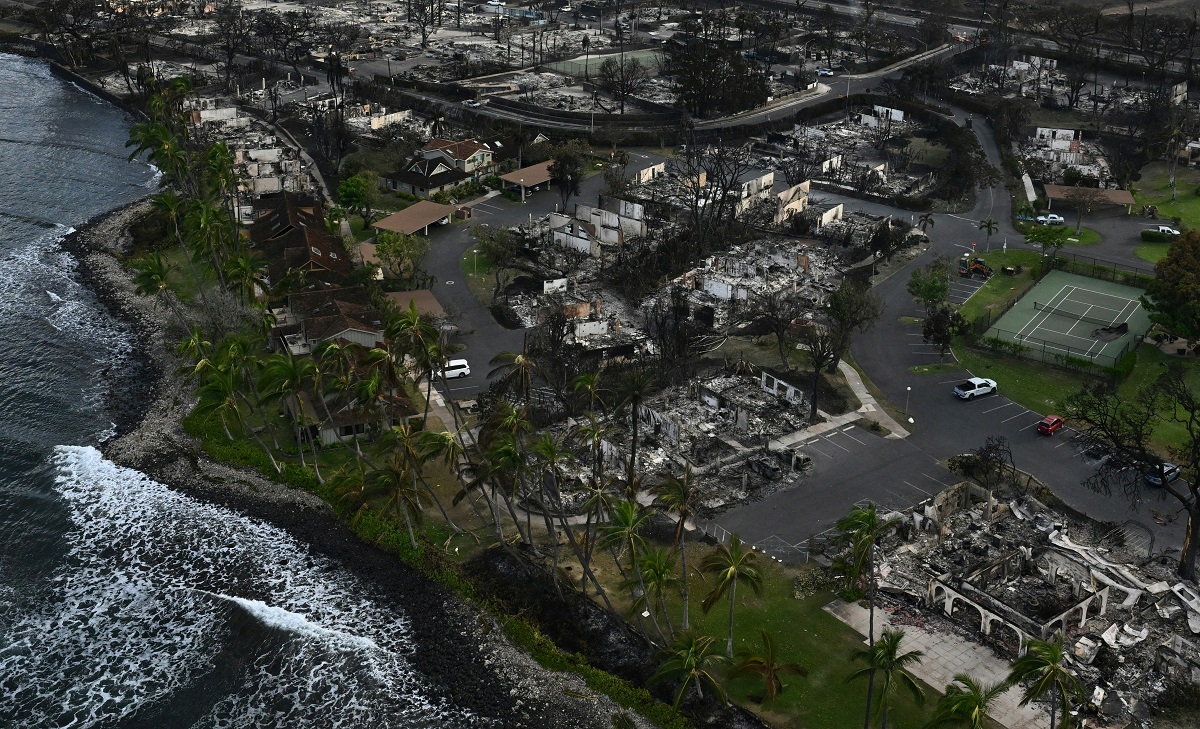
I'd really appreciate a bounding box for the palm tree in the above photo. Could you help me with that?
[581,33,591,80]
[729,630,808,704]
[193,365,281,473]
[1007,636,1082,729]
[599,499,666,642]
[130,252,187,330]
[386,421,460,532]
[653,464,700,630]
[223,251,268,305]
[570,369,607,414]
[488,341,538,404]
[625,546,680,639]
[917,212,935,234]
[368,460,424,550]
[977,218,998,251]
[700,535,764,658]
[848,628,926,729]
[648,633,728,709]
[615,366,655,493]
[925,673,1007,729]
[259,351,322,480]
[834,502,896,729]
[483,432,534,546]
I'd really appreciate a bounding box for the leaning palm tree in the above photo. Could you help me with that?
[599,499,666,643]
[615,366,655,492]
[652,464,700,630]
[648,632,728,709]
[848,627,925,729]
[700,535,764,658]
[368,460,424,551]
[925,673,1008,729]
[729,630,808,705]
[130,252,187,330]
[1007,635,1082,729]
[834,502,897,729]
[488,339,538,404]
[624,546,680,640]
[259,351,322,480]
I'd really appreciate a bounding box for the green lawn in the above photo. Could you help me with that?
[951,337,1088,413]
[1134,241,1171,264]
[162,244,215,305]
[646,554,938,729]
[1063,227,1101,246]
[956,250,1043,323]
[1115,345,1200,454]
[460,243,501,308]
[1131,161,1200,230]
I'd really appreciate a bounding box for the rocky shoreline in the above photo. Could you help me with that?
[63,199,657,728]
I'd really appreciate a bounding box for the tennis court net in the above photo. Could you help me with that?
[1034,301,1122,327]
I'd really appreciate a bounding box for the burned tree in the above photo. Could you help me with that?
[595,56,651,114]
[750,288,811,369]
[1066,369,1200,580]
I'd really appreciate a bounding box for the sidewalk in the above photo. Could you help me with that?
[826,600,1048,729]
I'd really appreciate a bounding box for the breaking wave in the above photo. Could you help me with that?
[0,446,485,728]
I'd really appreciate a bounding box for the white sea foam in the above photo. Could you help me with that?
[0,446,486,728]
[142,163,163,188]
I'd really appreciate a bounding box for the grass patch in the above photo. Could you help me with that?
[1062,227,1101,246]
[460,243,501,309]
[1131,161,1200,230]
[909,362,960,375]
[650,556,937,729]
[161,244,214,305]
[1135,241,1171,264]
[1115,345,1200,454]
[952,337,1087,413]
[956,250,1042,323]
[898,315,923,326]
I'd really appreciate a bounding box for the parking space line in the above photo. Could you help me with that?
[982,402,1014,414]
[939,378,965,384]
[1022,418,1045,430]
[922,472,955,488]
[820,434,852,452]
[903,480,936,497]
[838,426,867,445]
[804,443,833,458]
[1001,410,1031,423]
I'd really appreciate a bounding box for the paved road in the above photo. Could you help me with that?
[420,150,671,401]
[846,112,1188,556]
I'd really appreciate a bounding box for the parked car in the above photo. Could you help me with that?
[1036,214,1065,225]
[461,99,482,108]
[1147,225,1181,236]
[440,359,471,379]
[815,68,834,77]
[953,377,998,400]
[1036,415,1065,436]
[1144,463,1182,487]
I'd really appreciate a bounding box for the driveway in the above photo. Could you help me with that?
[420,150,672,399]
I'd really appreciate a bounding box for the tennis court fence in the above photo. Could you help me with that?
[1046,252,1156,287]
[979,326,1140,370]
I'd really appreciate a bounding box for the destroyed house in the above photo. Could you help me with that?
[249,192,351,287]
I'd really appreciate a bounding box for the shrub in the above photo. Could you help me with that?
[894,193,932,211]
[1141,230,1172,243]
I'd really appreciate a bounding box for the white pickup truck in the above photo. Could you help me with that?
[1147,225,1181,236]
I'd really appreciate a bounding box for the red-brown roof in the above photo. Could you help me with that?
[422,137,492,161]
[1043,185,1135,206]
[499,160,553,187]
[372,201,457,235]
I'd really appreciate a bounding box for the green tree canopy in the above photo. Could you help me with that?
[337,171,379,223]
[1143,230,1200,338]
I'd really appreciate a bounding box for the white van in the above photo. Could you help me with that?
[441,359,471,379]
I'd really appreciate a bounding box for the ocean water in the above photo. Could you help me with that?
[0,53,490,728]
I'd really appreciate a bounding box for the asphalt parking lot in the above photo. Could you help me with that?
[712,424,960,562]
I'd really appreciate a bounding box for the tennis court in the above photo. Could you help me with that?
[985,270,1152,367]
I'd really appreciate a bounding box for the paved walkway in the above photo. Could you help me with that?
[826,600,1049,729]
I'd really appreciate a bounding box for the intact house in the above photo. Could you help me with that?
[248,191,351,289]
[272,286,386,356]
[383,138,496,198]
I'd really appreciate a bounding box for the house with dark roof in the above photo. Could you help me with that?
[382,138,496,199]
[274,286,386,354]
[248,192,352,287]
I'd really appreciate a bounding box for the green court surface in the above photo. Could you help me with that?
[985,270,1151,368]
[544,49,663,77]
